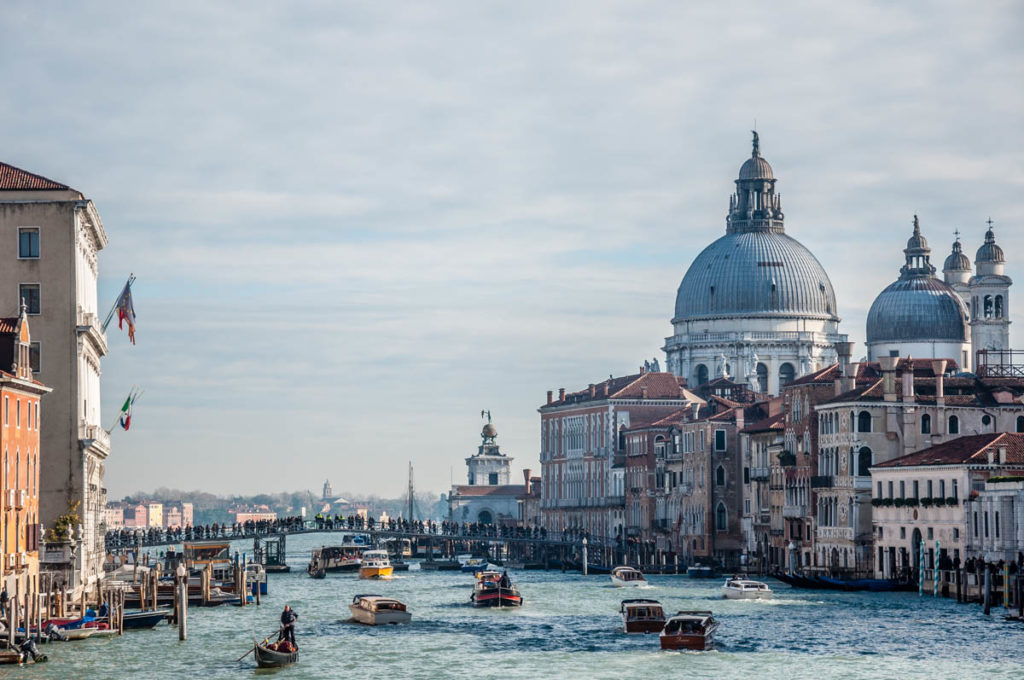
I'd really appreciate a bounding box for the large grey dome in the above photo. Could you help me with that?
[866,277,968,343]
[674,231,839,321]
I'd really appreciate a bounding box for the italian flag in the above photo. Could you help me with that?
[119,394,133,431]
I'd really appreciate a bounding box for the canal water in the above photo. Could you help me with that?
[10,533,1024,679]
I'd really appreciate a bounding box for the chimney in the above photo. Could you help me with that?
[842,362,859,394]
[987,448,995,465]
[523,469,532,487]
[558,387,565,401]
[640,385,648,400]
[931,360,947,405]
[735,407,745,431]
[602,381,610,397]
[691,402,701,421]
[902,357,915,403]
[589,383,596,399]
[998,447,1007,465]
[640,365,646,375]
[836,341,854,390]
[546,390,553,405]
[879,355,899,402]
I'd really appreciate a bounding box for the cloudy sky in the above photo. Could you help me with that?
[1,1,1021,498]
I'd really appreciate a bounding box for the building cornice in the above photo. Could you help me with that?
[76,200,108,251]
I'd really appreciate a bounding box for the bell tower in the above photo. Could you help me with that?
[969,220,1012,356]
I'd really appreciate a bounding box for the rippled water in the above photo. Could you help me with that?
[10,533,1024,679]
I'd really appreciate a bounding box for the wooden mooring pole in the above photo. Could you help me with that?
[983,566,992,615]
[177,563,188,641]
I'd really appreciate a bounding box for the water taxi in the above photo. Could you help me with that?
[721,578,773,599]
[349,594,412,625]
[358,550,394,580]
[308,537,368,573]
[460,557,491,573]
[619,598,666,633]
[659,611,719,651]
[610,566,647,587]
[472,570,523,607]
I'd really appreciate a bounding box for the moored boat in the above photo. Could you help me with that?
[610,566,647,587]
[471,570,523,607]
[659,611,719,651]
[359,550,394,580]
[721,578,773,600]
[686,565,715,579]
[120,609,171,629]
[349,594,412,625]
[460,557,491,573]
[620,598,666,634]
[254,639,298,668]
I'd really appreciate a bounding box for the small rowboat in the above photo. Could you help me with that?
[254,640,298,668]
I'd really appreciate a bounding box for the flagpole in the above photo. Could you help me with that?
[101,274,135,333]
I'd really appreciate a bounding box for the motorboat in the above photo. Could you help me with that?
[460,557,491,573]
[619,598,666,634]
[610,566,647,587]
[721,578,773,600]
[254,639,298,668]
[308,543,364,573]
[246,562,268,595]
[119,609,171,629]
[471,571,523,608]
[686,565,715,579]
[349,594,412,625]
[359,550,394,580]
[659,611,719,651]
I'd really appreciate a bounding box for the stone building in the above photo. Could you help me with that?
[0,161,109,597]
[539,371,699,540]
[449,417,524,525]
[969,476,1024,563]
[871,433,1024,578]
[664,134,848,395]
[738,402,783,573]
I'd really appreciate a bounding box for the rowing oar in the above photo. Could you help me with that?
[236,632,277,662]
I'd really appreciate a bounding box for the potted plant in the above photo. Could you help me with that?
[893,498,905,507]
[945,496,958,506]
[921,497,933,508]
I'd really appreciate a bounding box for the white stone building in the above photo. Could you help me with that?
[664,133,848,396]
[871,432,1024,578]
[449,418,524,525]
[0,161,109,596]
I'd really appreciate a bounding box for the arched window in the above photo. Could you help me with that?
[716,465,726,486]
[921,414,931,434]
[949,415,960,434]
[995,295,1004,319]
[696,364,709,386]
[984,295,993,319]
[779,363,795,386]
[756,362,768,393]
[715,502,727,532]
[858,411,872,433]
[1017,415,1024,433]
[857,447,872,477]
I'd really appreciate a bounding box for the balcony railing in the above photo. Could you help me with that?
[749,467,770,482]
[810,476,834,489]
[79,424,110,452]
[783,504,807,519]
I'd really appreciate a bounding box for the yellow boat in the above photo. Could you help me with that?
[358,550,394,579]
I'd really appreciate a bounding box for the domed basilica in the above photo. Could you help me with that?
[664,133,847,394]
[866,217,1011,369]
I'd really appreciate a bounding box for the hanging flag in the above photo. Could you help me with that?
[116,280,137,345]
[116,388,143,432]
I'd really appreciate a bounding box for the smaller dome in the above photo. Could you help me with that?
[976,227,1005,264]
[738,154,773,180]
[866,277,968,344]
[943,240,970,272]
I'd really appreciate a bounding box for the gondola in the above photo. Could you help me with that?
[253,639,298,668]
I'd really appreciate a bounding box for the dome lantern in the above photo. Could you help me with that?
[728,131,783,235]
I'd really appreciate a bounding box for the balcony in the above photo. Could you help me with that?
[817,526,854,541]
[79,424,110,454]
[749,467,770,482]
[76,310,109,355]
[783,504,807,519]
[810,476,834,489]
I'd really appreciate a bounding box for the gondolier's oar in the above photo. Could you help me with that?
[236,633,276,662]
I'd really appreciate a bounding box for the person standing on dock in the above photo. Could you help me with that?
[279,604,299,648]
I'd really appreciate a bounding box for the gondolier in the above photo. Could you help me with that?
[279,604,299,647]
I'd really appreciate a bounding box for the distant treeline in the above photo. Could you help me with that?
[117,487,448,526]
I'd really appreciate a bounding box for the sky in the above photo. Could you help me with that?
[1,1,1021,499]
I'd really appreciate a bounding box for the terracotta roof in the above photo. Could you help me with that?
[625,408,689,432]
[874,433,1024,468]
[451,485,526,497]
[0,161,72,191]
[742,411,785,433]
[543,372,694,408]
[823,375,1024,407]
[0,317,16,334]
